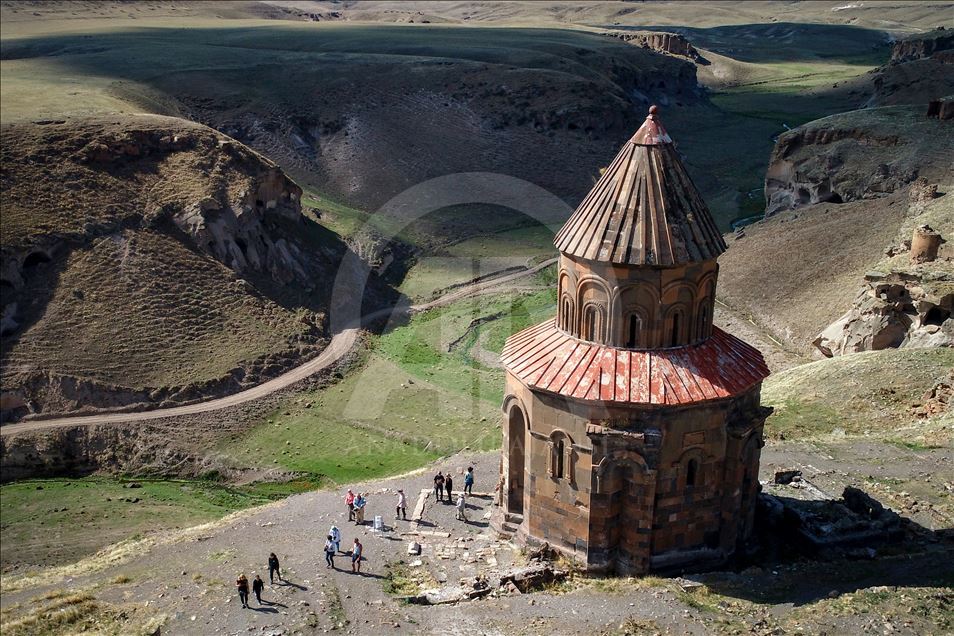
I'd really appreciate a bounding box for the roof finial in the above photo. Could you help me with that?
[631,104,671,145]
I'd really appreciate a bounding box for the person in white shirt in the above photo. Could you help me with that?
[455,492,468,522]
[329,523,341,553]
[396,489,408,520]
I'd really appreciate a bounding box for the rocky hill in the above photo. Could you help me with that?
[103,26,704,213]
[764,104,953,216]
[0,115,392,420]
[814,182,953,357]
[890,27,954,62]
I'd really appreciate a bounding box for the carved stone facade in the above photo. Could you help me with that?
[495,107,770,575]
[556,254,718,348]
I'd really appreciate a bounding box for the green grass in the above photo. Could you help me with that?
[222,287,556,478]
[0,477,282,568]
[399,255,529,302]
[222,387,441,483]
[442,223,556,258]
[382,561,425,597]
[762,348,954,441]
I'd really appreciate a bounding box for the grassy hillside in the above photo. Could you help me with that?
[717,191,910,352]
[763,348,954,444]
[0,115,393,416]
[220,283,555,477]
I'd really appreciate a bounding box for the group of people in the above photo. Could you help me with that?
[235,537,367,607]
[236,467,480,610]
[434,466,475,522]
[323,525,364,573]
[234,552,283,609]
[344,487,410,524]
[344,489,368,525]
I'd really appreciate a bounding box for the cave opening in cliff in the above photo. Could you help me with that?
[22,251,51,269]
[924,306,950,327]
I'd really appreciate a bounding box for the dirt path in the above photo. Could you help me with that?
[0,259,557,437]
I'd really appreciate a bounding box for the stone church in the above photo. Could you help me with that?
[494,106,772,574]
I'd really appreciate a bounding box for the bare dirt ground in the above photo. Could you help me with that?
[717,191,912,354]
[1,444,951,635]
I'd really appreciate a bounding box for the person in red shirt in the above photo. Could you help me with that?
[345,488,355,521]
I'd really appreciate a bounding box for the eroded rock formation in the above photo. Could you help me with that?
[764,105,954,217]
[813,186,952,357]
[606,30,700,60]
[813,271,953,356]
[891,28,954,63]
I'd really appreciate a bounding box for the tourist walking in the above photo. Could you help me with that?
[324,535,336,569]
[268,553,281,583]
[434,471,445,502]
[351,538,363,573]
[464,466,475,495]
[354,493,367,525]
[252,575,264,605]
[330,523,341,553]
[345,488,356,521]
[236,574,250,608]
[456,492,468,521]
[445,473,454,501]
[396,489,407,520]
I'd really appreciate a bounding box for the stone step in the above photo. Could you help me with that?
[504,512,524,525]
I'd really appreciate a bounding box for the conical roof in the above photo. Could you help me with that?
[554,106,726,266]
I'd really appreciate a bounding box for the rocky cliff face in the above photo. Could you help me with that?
[813,184,953,357]
[0,115,390,420]
[891,28,954,63]
[813,271,953,356]
[606,30,701,60]
[764,105,954,217]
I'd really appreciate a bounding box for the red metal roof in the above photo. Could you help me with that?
[553,106,726,266]
[630,104,672,145]
[501,320,769,406]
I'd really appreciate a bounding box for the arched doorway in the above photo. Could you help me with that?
[507,405,527,514]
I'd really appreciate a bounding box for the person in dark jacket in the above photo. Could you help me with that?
[325,535,336,569]
[252,574,265,605]
[236,574,250,608]
[434,471,445,502]
[464,466,475,495]
[444,473,454,502]
[268,553,281,583]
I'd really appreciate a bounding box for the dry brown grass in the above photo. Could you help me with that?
[3,228,310,390]
[0,115,342,412]
[1,588,165,636]
[717,190,909,352]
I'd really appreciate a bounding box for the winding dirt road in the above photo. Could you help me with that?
[0,258,557,437]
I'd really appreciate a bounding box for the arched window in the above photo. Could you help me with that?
[697,303,709,341]
[626,314,641,348]
[669,310,683,346]
[582,305,602,342]
[549,431,574,482]
[686,458,699,487]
